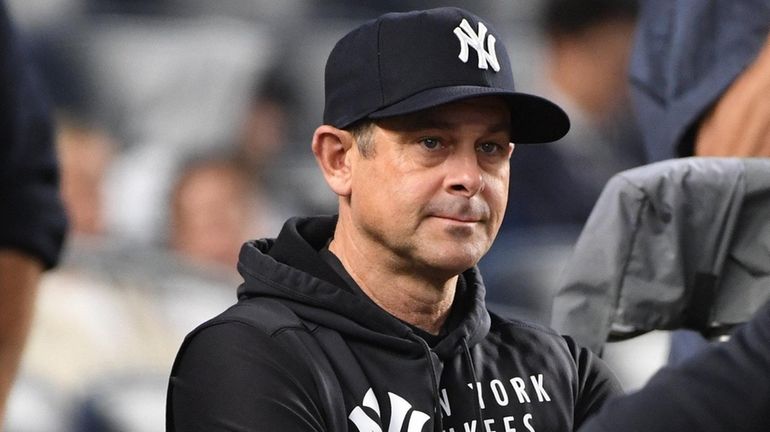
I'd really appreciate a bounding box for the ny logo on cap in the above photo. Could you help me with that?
[453,18,500,72]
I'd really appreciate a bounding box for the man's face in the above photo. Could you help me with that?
[347,96,513,278]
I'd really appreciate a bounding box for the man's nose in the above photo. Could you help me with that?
[445,151,484,197]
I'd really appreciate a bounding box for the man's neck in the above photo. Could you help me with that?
[328,227,456,336]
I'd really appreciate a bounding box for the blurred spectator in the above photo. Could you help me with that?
[88,13,275,246]
[482,0,645,325]
[236,70,298,178]
[16,148,241,430]
[161,67,303,271]
[0,1,67,427]
[503,0,645,229]
[57,116,116,239]
[18,246,235,431]
[232,66,326,220]
[14,145,241,429]
[168,155,271,271]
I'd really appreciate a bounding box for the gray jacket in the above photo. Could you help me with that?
[552,157,770,353]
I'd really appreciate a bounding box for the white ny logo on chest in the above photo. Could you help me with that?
[349,388,430,432]
[453,18,500,72]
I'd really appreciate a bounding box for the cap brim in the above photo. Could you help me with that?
[367,85,570,144]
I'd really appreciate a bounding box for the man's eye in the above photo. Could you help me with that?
[420,137,442,150]
[478,142,502,154]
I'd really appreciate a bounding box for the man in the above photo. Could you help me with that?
[0,0,67,425]
[167,8,621,431]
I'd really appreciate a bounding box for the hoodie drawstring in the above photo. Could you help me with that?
[461,337,484,430]
[411,334,443,432]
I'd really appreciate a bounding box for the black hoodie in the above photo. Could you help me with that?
[167,216,621,432]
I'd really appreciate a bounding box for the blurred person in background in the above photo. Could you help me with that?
[56,117,116,240]
[0,0,67,427]
[168,155,272,272]
[18,145,242,432]
[16,148,243,431]
[233,67,311,222]
[165,66,302,271]
[481,0,645,326]
[503,0,645,229]
[236,69,298,179]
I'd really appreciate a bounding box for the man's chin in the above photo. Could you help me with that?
[426,247,487,275]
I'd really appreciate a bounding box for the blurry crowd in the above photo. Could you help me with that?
[5,0,648,430]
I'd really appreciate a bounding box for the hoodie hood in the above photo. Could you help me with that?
[236,215,491,358]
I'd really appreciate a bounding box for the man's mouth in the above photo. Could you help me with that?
[432,214,483,223]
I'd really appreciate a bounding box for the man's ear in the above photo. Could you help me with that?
[312,125,354,197]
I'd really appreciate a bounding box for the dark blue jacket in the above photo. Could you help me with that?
[630,0,770,162]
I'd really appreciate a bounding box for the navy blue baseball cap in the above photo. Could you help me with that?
[323,7,570,144]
